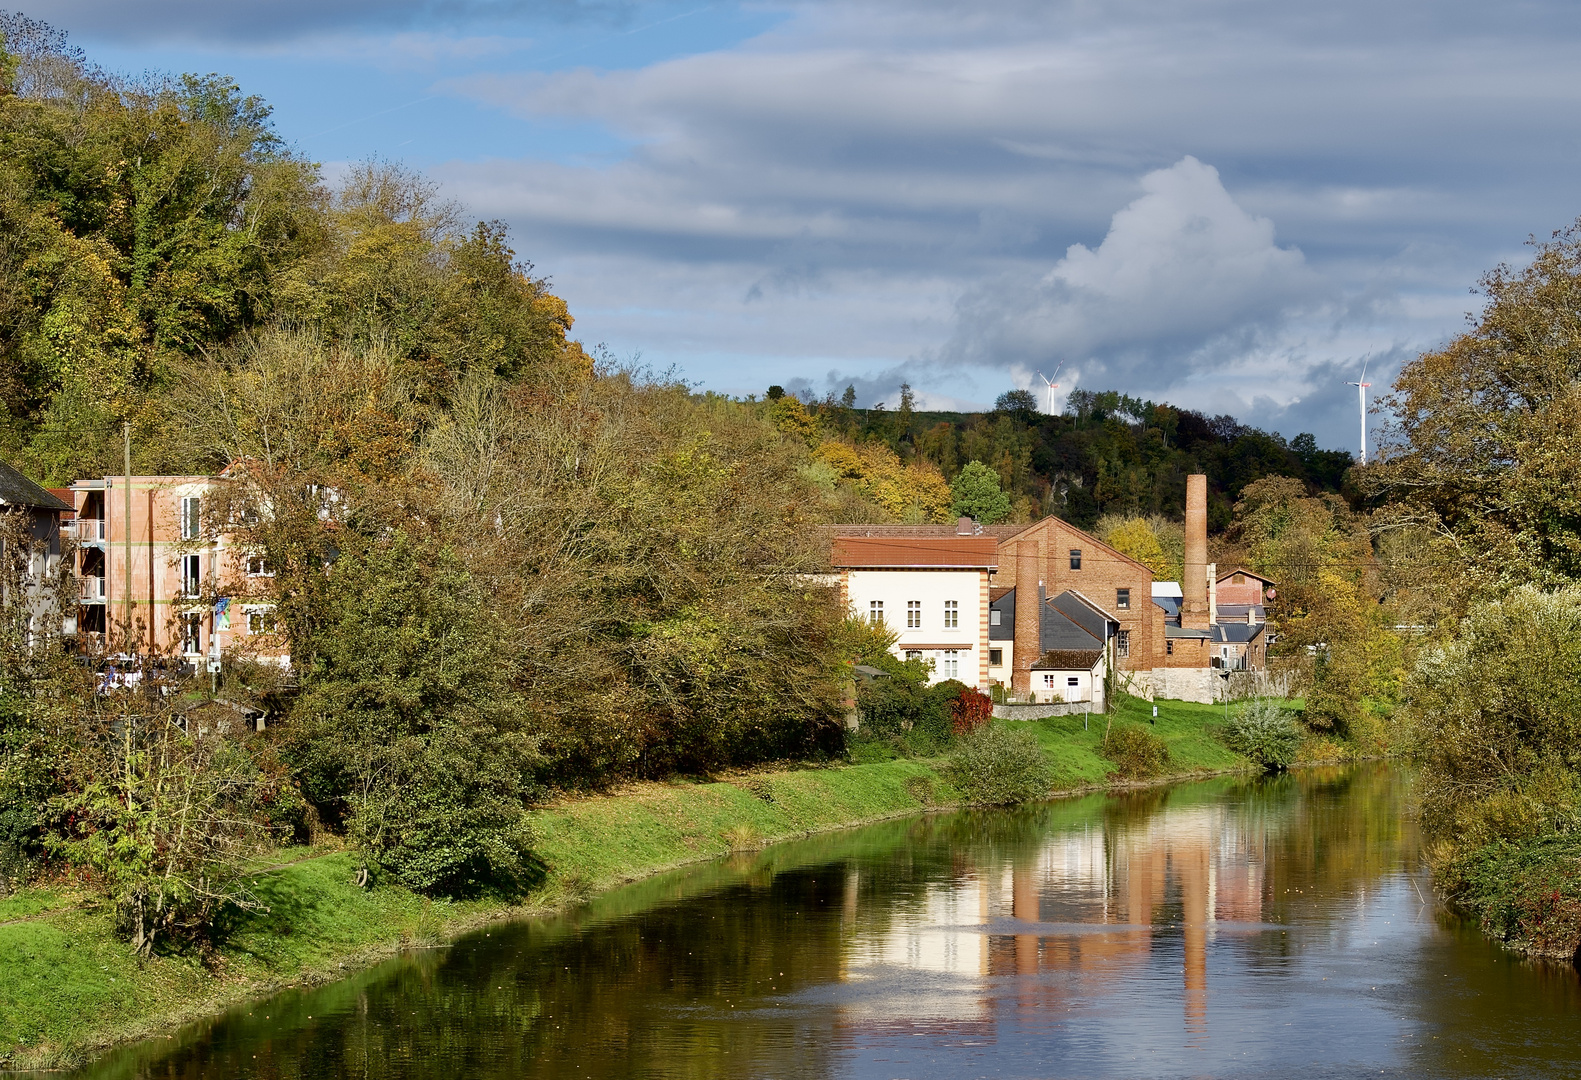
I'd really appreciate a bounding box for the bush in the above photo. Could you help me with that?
[945,724,1052,805]
[950,685,993,736]
[1105,723,1169,780]
[1222,698,1302,771]
[1410,584,1581,857]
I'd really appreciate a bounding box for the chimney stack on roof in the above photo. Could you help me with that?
[956,516,974,535]
[1182,474,1211,631]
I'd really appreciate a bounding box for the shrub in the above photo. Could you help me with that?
[1105,723,1169,780]
[945,724,1052,805]
[950,686,994,736]
[1222,698,1302,771]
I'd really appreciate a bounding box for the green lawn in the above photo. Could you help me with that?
[0,694,1264,1071]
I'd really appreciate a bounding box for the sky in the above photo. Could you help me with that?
[38,0,1581,451]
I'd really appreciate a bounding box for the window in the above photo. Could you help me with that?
[1069,549,1082,570]
[907,600,922,628]
[941,650,960,679]
[1067,677,1079,687]
[1117,630,1130,658]
[990,609,1001,626]
[869,600,884,626]
[989,649,1002,666]
[1043,673,1057,688]
[1116,588,1130,610]
[180,613,203,654]
[246,554,273,577]
[247,609,277,635]
[905,649,922,661]
[180,496,201,540]
[943,600,959,628]
[1233,572,1245,584]
[181,555,201,597]
[1166,640,1174,656]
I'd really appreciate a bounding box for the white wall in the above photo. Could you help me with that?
[1029,654,1107,706]
[845,568,984,687]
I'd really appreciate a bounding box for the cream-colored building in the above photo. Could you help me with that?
[832,524,997,689]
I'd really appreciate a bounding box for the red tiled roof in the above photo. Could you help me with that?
[990,586,1014,602]
[832,535,998,569]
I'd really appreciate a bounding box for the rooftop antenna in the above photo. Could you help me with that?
[1345,357,1372,465]
[1036,361,1065,414]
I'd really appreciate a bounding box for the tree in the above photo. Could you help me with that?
[1370,221,1581,596]
[1096,515,1178,579]
[288,532,541,893]
[950,460,1012,523]
[995,389,1038,414]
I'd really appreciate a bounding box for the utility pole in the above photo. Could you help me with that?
[122,421,132,650]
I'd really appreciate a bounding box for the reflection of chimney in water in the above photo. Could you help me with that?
[1182,474,1211,631]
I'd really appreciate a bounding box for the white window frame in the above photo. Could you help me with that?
[906,600,922,629]
[990,609,1001,626]
[943,600,959,629]
[181,554,201,598]
[869,600,884,626]
[180,612,203,654]
[1067,676,1080,687]
[180,496,201,541]
[941,650,960,679]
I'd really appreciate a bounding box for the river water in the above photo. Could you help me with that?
[77,766,1581,1079]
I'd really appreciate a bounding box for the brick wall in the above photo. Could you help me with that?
[996,517,1162,676]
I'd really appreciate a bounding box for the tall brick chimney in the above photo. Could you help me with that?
[1012,544,1040,695]
[1182,474,1210,631]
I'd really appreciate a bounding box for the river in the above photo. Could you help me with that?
[75,765,1581,1079]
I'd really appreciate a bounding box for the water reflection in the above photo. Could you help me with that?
[78,765,1581,1080]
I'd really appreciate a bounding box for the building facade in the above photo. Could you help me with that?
[832,527,997,689]
[70,475,286,665]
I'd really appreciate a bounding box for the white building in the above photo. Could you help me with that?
[832,524,997,689]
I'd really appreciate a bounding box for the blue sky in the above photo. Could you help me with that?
[39,0,1581,450]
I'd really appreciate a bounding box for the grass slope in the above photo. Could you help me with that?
[0,697,1263,1071]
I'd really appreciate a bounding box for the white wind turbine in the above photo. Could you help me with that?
[1345,358,1372,465]
[1036,362,1065,414]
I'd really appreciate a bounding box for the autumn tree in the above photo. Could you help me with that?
[1230,477,1400,743]
[1369,221,1581,597]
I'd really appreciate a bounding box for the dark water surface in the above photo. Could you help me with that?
[78,766,1581,1079]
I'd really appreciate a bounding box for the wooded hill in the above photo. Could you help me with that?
[780,387,1354,531]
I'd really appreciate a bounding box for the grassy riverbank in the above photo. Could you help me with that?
[1,699,1261,1071]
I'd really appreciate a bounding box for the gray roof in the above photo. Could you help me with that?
[0,460,71,512]
[1153,595,1182,619]
[1039,588,1114,653]
[1216,603,1266,621]
[1031,649,1103,671]
[1166,625,1211,640]
[1211,623,1265,644]
[989,587,1015,640]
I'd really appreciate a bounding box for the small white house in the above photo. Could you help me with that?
[1029,648,1107,706]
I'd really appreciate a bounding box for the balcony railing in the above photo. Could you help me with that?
[68,519,107,542]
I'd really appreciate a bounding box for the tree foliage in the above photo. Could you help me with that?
[1411,585,1581,858]
[1370,223,1581,596]
[949,460,1012,524]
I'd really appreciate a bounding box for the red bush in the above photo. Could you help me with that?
[950,687,994,736]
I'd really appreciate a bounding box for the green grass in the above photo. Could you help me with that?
[0,694,1262,1071]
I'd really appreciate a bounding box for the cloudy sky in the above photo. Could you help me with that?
[43,0,1581,449]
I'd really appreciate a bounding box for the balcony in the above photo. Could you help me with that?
[80,575,106,602]
[69,518,107,543]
